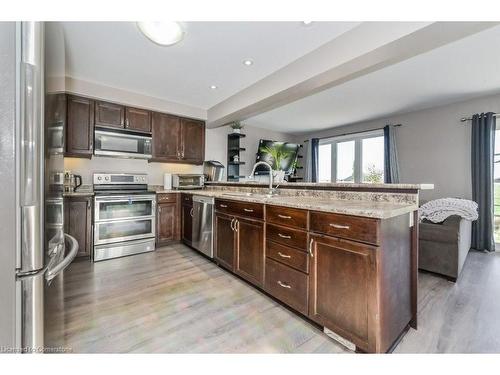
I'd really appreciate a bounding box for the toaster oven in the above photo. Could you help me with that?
[172,174,205,190]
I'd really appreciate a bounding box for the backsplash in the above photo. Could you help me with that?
[64,157,202,185]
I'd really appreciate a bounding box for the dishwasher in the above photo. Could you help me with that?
[191,195,215,258]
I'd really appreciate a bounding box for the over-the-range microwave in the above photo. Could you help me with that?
[94,129,152,159]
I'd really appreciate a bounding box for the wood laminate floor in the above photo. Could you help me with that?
[45,244,500,353]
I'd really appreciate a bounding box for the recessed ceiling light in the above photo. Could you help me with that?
[209,85,218,90]
[243,59,254,66]
[137,22,184,46]
[302,21,313,26]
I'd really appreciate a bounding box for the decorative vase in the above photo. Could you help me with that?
[232,128,241,134]
[233,155,239,162]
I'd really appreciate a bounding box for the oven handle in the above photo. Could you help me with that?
[94,196,156,202]
[94,215,156,224]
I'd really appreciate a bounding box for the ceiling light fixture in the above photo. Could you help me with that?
[243,59,254,66]
[302,21,313,26]
[209,85,218,90]
[137,22,184,46]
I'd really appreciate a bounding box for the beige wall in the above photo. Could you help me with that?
[301,93,500,201]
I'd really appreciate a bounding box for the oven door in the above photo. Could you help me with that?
[95,195,155,222]
[94,217,155,245]
[94,130,152,159]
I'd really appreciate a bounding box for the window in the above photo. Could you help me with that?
[318,130,385,183]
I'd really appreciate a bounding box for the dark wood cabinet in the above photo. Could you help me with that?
[214,212,236,271]
[156,194,180,246]
[94,100,125,129]
[152,112,181,160]
[64,196,93,258]
[234,217,264,287]
[308,234,377,351]
[181,196,193,246]
[180,118,205,164]
[125,107,151,133]
[66,95,94,158]
[151,113,205,165]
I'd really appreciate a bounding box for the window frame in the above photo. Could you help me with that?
[319,129,384,183]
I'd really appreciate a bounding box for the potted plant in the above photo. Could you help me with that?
[259,142,294,183]
[230,121,244,134]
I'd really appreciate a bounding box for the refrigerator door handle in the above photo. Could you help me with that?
[45,233,79,282]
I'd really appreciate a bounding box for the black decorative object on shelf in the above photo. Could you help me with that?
[227,133,246,181]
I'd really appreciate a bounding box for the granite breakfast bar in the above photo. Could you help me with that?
[153,181,433,353]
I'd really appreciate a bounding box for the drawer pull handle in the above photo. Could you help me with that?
[278,252,291,259]
[277,281,291,289]
[220,204,228,208]
[329,223,350,230]
[309,238,314,258]
[278,233,291,239]
[278,214,292,219]
[243,208,254,212]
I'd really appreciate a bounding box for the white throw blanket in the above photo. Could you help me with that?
[419,198,479,223]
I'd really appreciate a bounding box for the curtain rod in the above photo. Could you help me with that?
[304,124,401,142]
[460,113,498,122]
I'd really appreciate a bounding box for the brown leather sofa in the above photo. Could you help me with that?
[419,215,472,281]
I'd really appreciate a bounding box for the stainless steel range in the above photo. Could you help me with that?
[93,173,156,261]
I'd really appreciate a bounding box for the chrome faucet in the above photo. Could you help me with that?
[248,161,276,195]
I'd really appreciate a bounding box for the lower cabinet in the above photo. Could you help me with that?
[157,202,178,245]
[214,211,265,288]
[234,217,264,287]
[214,212,235,271]
[64,196,93,258]
[181,200,193,246]
[308,233,377,351]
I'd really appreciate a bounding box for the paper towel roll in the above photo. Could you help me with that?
[163,173,172,190]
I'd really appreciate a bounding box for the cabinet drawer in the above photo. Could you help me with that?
[266,240,309,274]
[215,199,264,220]
[266,223,308,250]
[157,193,177,203]
[265,258,308,315]
[181,193,193,206]
[266,205,308,229]
[310,211,380,245]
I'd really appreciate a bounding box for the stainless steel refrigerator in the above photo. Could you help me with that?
[0,22,78,352]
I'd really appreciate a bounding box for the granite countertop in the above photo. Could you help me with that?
[155,189,417,219]
[205,181,434,190]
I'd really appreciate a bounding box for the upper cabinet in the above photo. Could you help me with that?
[125,107,151,133]
[66,95,94,158]
[94,100,125,129]
[180,118,205,163]
[151,113,205,165]
[64,94,204,164]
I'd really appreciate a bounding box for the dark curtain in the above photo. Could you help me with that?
[311,138,319,183]
[471,112,496,252]
[384,125,400,183]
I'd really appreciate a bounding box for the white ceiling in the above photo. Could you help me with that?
[248,25,500,134]
[60,21,359,109]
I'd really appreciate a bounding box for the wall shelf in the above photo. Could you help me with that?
[227,133,246,182]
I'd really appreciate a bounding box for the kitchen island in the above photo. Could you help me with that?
[151,181,432,353]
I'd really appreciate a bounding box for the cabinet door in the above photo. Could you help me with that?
[214,213,235,271]
[95,100,125,129]
[66,95,94,157]
[308,234,377,350]
[125,107,151,133]
[235,218,264,287]
[182,203,193,246]
[180,118,205,164]
[65,197,92,258]
[157,202,177,245]
[152,112,181,160]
